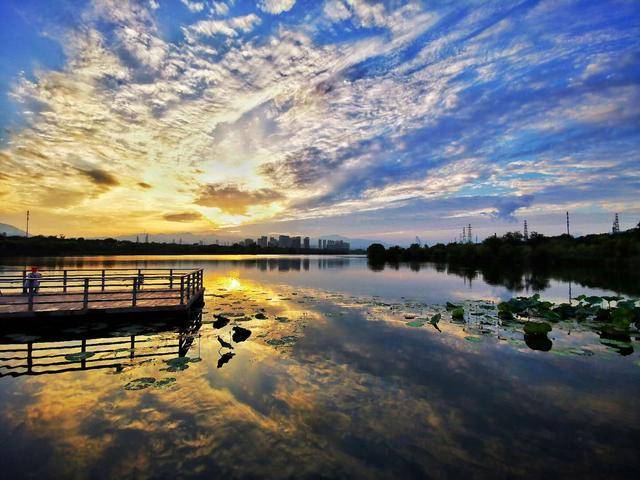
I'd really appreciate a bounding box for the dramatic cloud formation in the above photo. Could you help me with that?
[196,183,284,215]
[0,0,638,241]
[163,211,204,222]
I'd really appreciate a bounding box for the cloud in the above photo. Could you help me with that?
[257,0,296,15]
[0,0,638,239]
[186,14,261,38]
[195,184,284,215]
[78,168,120,187]
[180,0,204,13]
[163,211,204,222]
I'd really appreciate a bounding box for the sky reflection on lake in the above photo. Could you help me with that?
[0,256,638,479]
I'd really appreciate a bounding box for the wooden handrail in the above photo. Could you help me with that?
[0,268,204,313]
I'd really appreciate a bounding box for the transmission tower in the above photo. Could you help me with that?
[612,213,620,234]
[415,236,422,246]
[467,224,472,243]
[461,227,466,243]
[523,220,529,240]
[566,211,570,236]
[25,210,30,238]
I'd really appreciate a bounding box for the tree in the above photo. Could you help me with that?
[367,243,386,259]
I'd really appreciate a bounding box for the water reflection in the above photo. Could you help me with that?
[0,260,638,478]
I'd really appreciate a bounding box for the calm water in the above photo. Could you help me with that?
[0,255,638,479]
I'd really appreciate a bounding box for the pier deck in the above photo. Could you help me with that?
[0,268,204,319]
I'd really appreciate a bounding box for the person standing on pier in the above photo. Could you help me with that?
[26,266,42,294]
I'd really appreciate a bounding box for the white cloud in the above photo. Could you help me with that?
[186,14,261,38]
[180,0,205,13]
[257,0,296,15]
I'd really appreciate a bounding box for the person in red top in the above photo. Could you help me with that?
[26,266,42,294]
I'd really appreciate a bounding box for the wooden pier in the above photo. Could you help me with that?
[0,268,204,319]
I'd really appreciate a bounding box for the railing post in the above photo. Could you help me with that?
[63,270,68,293]
[28,288,34,312]
[83,278,89,310]
[169,269,174,289]
[22,269,27,294]
[186,275,191,300]
[180,277,185,305]
[132,278,138,307]
[101,269,106,291]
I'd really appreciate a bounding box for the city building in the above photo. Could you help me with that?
[268,237,278,247]
[258,236,268,247]
[278,235,291,248]
[291,236,301,249]
[303,237,310,249]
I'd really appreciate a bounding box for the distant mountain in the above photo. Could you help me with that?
[0,223,26,237]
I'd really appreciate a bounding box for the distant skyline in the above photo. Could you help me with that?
[0,0,639,244]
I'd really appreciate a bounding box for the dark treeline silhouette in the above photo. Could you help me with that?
[367,226,640,268]
[0,235,363,257]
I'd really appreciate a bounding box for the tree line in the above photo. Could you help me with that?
[0,235,363,257]
[367,225,640,269]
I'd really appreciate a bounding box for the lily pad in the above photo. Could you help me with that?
[406,320,424,327]
[451,307,465,320]
[523,321,552,336]
[64,351,96,363]
[164,356,200,372]
[124,377,156,391]
[155,377,177,388]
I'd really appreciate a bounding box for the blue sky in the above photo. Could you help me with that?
[0,0,638,244]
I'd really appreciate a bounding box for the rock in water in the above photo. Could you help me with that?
[213,315,230,329]
[232,326,252,343]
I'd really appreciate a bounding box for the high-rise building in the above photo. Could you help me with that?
[322,239,327,249]
[258,236,268,247]
[278,235,291,248]
[269,237,278,247]
[303,237,310,249]
[291,236,301,249]
[324,239,350,252]
[318,239,322,249]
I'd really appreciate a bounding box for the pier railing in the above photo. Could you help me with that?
[0,312,202,378]
[0,268,204,314]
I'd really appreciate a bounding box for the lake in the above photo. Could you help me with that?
[0,255,638,479]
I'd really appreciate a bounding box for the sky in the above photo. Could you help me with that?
[0,0,638,245]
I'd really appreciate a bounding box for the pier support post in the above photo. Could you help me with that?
[83,278,89,310]
[28,289,34,312]
[169,269,174,289]
[101,269,106,291]
[180,277,184,305]
[22,269,27,294]
[132,278,138,307]
[63,270,68,293]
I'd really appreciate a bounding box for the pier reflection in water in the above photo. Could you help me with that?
[0,257,638,479]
